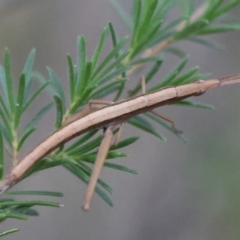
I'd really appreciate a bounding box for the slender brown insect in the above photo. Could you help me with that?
[0,74,240,211]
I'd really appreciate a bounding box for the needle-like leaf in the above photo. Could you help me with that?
[7,191,63,197]
[66,130,98,152]
[129,116,166,141]
[54,95,64,129]
[14,74,26,130]
[17,128,36,151]
[91,37,128,79]
[0,128,4,181]
[104,162,138,174]
[174,99,214,110]
[47,67,65,113]
[75,35,87,95]
[22,49,36,103]
[110,136,140,150]
[109,0,132,29]
[0,228,19,237]
[22,81,49,113]
[67,54,75,102]
[3,49,15,114]
[91,26,109,70]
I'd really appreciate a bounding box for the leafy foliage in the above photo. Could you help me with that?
[0,191,63,236]
[0,0,240,236]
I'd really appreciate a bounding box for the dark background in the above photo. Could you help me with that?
[1,1,240,239]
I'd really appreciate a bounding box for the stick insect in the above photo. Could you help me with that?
[0,74,240,211]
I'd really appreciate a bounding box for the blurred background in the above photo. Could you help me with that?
[1,0,240,239]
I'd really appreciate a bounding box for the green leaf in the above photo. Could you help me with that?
[197,24,240,35]
[174,99,214,110]
[179,0,195,17]
[0,124,12,146]
[17,127,36,151]
[0,213,7,221]
[160,16,187,35]
[131,0,142,46]
[109,22,118,49]
[67,54,75,102]
[3,213,27,221]
[110,0,132,29]
[149,57,188,92]
[22,49,36,79]
[22,103,53,138]
[130,20,163,59]
[66,130,98,152]
[114,80,125,101]
[0,198,14,202]
[0,228,19,237]
[187,37,225,51]
[68,135,102,156]
[110,136,140,150]
[98,66,130,85]
[27,103,53,128]
[174,19,209,40]
[180,74,203,84]
[133,115,153,128]
[129,116,166,141]
[212,1,240,20]
[8,191,63,197]
[164,47,187,58]
[22,81,49,113]
[95,85,121,100]
[203,0,224,21]
[25,157,78,177]
[93,51,130,84]
[0,128,4,181]
[54,95,64,129]
[80,61,93,95]
[89,78,127,99]
[0,200,61,208]
[0,65,8,106]
[4,48,15,113]
[0,94,9,119]
[104,162,138,174]
[204,0,224,19]
[22,49,36,102]
[91,26,108,71]
[155,0,174,18]
[17,208,39,216]
[47,67,65,113]
[136,0,159,42]
[131,56,164,65]
[80,151,128,162]
[91,37,128,79]
[76,35,87,95]
[0,105,12,142]
[171,66,199,85]
[146,59,164,84]
[14,73,26,130]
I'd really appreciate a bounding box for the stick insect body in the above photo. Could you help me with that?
[0,74,240,211]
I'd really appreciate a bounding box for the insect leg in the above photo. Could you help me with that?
[82,124,115,211]
[150,110,182,133]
